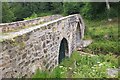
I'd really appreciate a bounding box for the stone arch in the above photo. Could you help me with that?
[76,22,82,43]
[58,38,69,64]
[78,16,85,39]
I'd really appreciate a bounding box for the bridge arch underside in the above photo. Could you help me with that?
[76,22,82,48]
[58,38,69,64]
[76,23,81,41]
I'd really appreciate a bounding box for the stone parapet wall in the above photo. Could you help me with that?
[0,15,62,33]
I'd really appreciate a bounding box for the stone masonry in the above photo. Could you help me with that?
[0,14,85,78]
[0,15,62,33]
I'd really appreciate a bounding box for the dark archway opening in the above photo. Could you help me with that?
[58,38,68,64]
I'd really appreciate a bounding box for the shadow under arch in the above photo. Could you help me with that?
[58,38,69,64]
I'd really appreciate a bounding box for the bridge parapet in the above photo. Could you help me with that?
[0,15,62,33]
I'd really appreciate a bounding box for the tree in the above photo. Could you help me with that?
[63,2,82,15]
[81,2,107,20]
[2,2,118,23]
[10,2,33,21]
[51,2,63,14]
[2,2,16,23]
[105,0,112,21]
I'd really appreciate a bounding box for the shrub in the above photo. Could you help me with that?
[24,12,38,20]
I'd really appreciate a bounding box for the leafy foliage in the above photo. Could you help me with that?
[81,2,107,20]
[2,2,16,23]
[2,2,118,23]
[23,12,38,20]
[63,2,83,15]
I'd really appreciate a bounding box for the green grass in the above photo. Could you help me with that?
[32,51,119,78]
[83,18,119,55]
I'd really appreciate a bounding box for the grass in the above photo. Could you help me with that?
[32,51,119,78]
[83,18,119,55]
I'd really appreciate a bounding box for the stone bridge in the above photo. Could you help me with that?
[0,14,85,78]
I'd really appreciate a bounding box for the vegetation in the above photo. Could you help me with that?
[2,2,119,78]
[2,2,16,23]
[83,18,119,55]
[2,2,118,23]
[32,19,119,78]
[32,51,119,78]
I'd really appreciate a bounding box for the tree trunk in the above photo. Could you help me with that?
[106,0,112,21]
